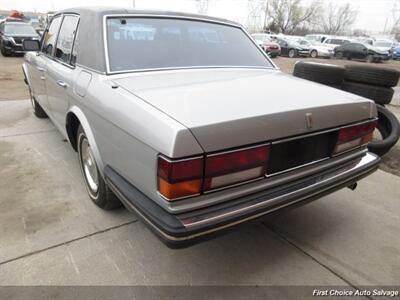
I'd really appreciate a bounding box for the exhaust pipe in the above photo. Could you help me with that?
[347,183,358,191]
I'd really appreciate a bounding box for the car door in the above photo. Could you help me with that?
[44,14,79,133]
[29,15,62,113]
[342,43,354,58]
[277,39,288,55]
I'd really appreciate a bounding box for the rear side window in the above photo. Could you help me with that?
[55,15,79,64]
[42,16,62,55]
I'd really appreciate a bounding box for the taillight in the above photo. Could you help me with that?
[157,145,270,200]
[204,145,269,191]
[157,156,203,200]
[333,120,377,154]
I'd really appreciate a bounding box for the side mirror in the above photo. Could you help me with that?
[23,39,40,51]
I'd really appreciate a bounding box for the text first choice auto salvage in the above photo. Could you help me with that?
[312,289,399,297]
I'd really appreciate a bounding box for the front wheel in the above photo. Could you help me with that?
[310,50,318,58]
[335,51,343,59]
[77,125,121,210]
[288,49,297,58]
[1,44,10,57]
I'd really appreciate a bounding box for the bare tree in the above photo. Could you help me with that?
[266,0,321,34]
[321,2,358,35]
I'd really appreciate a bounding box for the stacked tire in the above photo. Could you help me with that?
[293,61,345,88]
[342,65,399,105]
[293,61,400,157]
[342,65,400,156]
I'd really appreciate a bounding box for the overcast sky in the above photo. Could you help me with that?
[1,0,398,33]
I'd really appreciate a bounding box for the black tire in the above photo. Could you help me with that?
[344,65,400,87]
[288,49,297,58]
[1,45,10,57]
[341,81,394,105]
[77,125,122,210]
[310,50,318,58]
[368,105,400,156]
[293,61,345,86]
[367,55,374,63]
[335,51,343,59]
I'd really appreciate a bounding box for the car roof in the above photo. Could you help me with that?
[53,6,241,73]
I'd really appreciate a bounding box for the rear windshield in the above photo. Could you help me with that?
[5,23,37,35]
[106,17,272,72]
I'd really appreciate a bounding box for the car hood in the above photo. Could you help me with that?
[113,68,375,152]
[373,46,390,54]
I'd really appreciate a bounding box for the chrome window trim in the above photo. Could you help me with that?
[102,14,277,75]
[158,154,204,163]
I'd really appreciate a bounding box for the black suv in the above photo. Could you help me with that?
[0,21,40,56]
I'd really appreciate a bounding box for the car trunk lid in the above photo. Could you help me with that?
[112,68,375,153]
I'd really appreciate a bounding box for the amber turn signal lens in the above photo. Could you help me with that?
[158,178,202,200]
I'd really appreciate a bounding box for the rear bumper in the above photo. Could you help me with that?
[104,152,379,248]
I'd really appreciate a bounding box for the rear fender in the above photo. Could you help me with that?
[67,105,104,175]
[21,63,30,86]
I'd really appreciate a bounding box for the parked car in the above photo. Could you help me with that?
[304,34,331,43]
[322,37,352,50]
[334,42,389,63]
[298,40,333,58]
[251,33,281,57]
[0,21,40,56]
[276,37,310,57]
[373,40,397,60]
[392,45,400,60]
[22,7,380,247]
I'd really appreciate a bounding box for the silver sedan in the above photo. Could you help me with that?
[22,7,380,247]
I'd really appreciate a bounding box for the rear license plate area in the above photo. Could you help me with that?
[267,131,338,175]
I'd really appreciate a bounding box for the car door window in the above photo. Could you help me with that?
[42,16,62,56]
[55,15,79,65]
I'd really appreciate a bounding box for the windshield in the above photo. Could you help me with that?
[374,41,392,47]
[4,23,37,35]
[106,17,272,72]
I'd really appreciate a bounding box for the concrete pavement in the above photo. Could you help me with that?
[0,100,399,291]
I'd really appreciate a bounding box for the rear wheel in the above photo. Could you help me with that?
[77,125,121,210]
[288,49,297,58]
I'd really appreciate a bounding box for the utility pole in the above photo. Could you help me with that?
[133,0,136,8]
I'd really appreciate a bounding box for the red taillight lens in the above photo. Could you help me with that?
[204,145,270,191]
[334,120,377,154]
[157,157,203,200]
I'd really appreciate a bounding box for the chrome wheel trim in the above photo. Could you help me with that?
[289,49,295,58]
[81,138,99,194]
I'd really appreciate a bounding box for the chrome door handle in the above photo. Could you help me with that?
[57,80,68,88]
[36,67,46,72]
